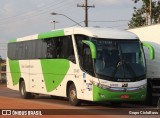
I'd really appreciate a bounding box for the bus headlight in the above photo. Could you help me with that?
[94,83,110,89]
[101,84,110,89]
[90,80,109,89]
[139,84,147,89]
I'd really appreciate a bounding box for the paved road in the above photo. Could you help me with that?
[0,84,159,118]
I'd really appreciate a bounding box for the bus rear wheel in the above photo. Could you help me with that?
[68,84,81,106]
[19,81,33,99]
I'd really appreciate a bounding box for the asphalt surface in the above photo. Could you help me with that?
[0,84,159,118]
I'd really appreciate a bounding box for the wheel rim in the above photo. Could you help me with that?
[70,89,76,102]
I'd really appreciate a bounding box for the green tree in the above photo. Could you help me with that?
[128,0,160,28]
[152,1,160,23]
[128,8,146,28]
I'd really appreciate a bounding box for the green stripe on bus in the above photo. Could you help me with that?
[93,85,146,101]
[9,39,17,43]
[9,60,21,85]
[41,59,69,92]
[38,30,65,39]
[142,42,155,60]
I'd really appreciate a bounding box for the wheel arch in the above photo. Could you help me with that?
[66,81,75,97]
[19,77,24,89]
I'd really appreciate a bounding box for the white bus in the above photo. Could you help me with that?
[128,24,160,105]
[7,27,154,106]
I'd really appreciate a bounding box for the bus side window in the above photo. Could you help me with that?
[16,42,22,59]
[61,36,76,63]
[56,38,63,58]
[43,36,75,63]
[20,42,26,59]
[45,38,57,59]
[27,41,36,59]
[8,43,17,60]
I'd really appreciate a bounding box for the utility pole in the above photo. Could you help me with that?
[50,20,59,29]
[77,0,95,27]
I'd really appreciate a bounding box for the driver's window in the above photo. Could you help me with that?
[75,35,94,76]
[82,46,94,75]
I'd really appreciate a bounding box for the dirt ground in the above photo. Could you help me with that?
[0,84,159,118]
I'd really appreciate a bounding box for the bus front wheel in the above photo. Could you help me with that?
[68,84,81,106]
[19,81,33,99]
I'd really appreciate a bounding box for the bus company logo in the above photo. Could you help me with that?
[122,83,128,87]
[2,110,11,115]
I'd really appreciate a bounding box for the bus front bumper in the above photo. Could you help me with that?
[93,85,146,102]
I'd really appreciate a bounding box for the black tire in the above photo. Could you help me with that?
[19,81,33,99]
[50,95,55,99]
[145,80,152,105]
[68,84,81,106]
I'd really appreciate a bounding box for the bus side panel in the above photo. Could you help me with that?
[27,59,87,99]
[7,58,20,91]
[46,62,81,97]
[43,61,93,100]
[40,59,69,95]
[29,60,47,93]
[81,73,94,101]
[7,58,13,89]
[28,59,70,96]
[19,60,30,92]
[63,63,85,100]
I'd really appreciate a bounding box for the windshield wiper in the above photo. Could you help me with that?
[112,59,137,77]
[111,60,121,78]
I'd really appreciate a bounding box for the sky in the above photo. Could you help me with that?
[0,0,142,58]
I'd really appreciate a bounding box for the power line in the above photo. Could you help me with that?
[77,0,95,27]
[0,0,76,26]
[58,2,77,14]
[0,1,83,28]
[70,21,84,27]
[0,0,65,23]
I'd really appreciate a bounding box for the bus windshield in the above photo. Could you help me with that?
[91,38,146,82]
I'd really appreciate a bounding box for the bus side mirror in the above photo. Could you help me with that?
[142,42,155,60]
[82,40,96,59]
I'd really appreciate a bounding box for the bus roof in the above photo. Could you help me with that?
[9,27,138,42]
[71,27,138,39]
